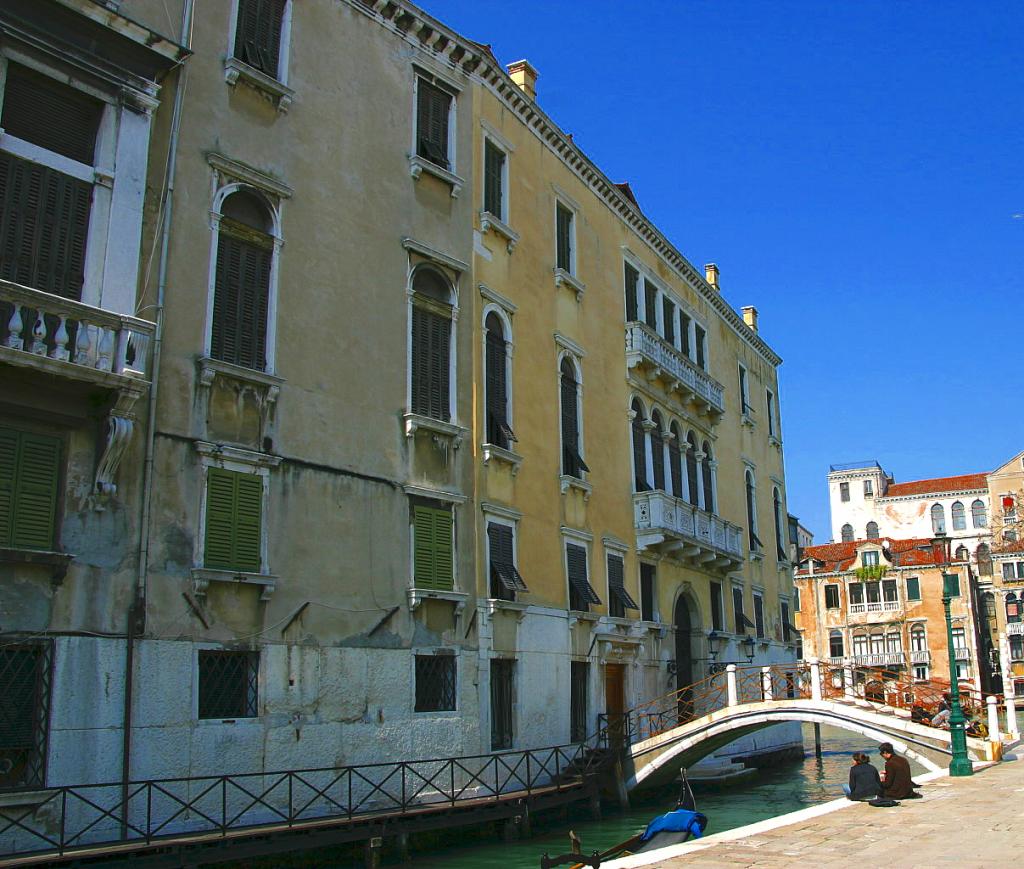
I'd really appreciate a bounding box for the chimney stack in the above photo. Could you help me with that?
[742,306,759,333]
[704,263,719,290]
[506,60,539,101]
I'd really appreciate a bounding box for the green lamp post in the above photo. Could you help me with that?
[931,533,973,777]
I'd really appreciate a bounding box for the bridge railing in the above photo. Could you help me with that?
[0,742,606,861]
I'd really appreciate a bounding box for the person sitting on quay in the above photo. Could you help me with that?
[878,743,921,800]
[842,752,883,801]
[931,693,952,729]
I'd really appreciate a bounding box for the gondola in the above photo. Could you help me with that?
[539,769,708,868]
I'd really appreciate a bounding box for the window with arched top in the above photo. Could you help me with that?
[560,357,587,478]
[702,441,715,513]
[852,631,868,656]
[930,503,946,534]
[651,410,665,491]
[484,312,515,448]
[841,524,854,543]
[745,470,759,550]
[1007,592,1021,625]
[410,266,455,421]
[869,632,884,655]
[972,499,987,528]
[983,591,996,619]
[885,630,901,653]
[977,543,992,576]
[951,501,966,531]
[211,188,277,371]
[630,399,648,492]
[685,432,698,505]
[955,545,969,562]
[773,486,785,560]
[668,422,683,498]
[910,624,926,651]
[866,521,879,540]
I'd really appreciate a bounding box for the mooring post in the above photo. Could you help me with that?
[726,664,738,707]
[761,666,773,701]
[502,817,520,842]
[588,791,602,821]
[813,723,823,758]
[396,832,410,862]
[986,695,1001,754]
[613,756,630,811]
[365,836,383,869]
[808,658,822,701]
[1006,694,1020,739]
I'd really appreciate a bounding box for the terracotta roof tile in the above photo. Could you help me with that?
[883,473,988,498]
[796,537,955,575]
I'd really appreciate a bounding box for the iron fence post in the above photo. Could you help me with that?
[288,773,293,826]
[146,783,152,844]
[59,789,67,854]
[450,760,455,806]
[221,777,227,835]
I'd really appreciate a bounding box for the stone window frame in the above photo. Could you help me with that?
[223,0,296,112]
[408,63,465,197]
[479,121,518,251]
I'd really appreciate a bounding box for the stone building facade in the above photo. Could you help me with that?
[0,0,799,792]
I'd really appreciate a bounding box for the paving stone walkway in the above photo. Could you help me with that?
[613,758,1023,868]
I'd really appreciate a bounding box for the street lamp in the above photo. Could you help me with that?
[930,532,973,777]
[706,630,756,672]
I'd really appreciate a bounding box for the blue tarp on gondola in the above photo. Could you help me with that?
[639,808,708,842]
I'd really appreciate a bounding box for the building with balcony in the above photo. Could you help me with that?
[793,537,987,694]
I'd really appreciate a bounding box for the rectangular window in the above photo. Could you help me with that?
[490,659,514,750]
[863,550,879,567]
[849,583,864,604]
[555,203,573,273]
[624,262,639,321]
[710,581,724,631]
[234,0,287,77]
[198,650,259,720]
[864,479,874,498]
[639,563,656,622]
[0,427,61,551]
[415,654,456,712]
[569,661,589,743]
[913,664,928,681]
[204,468,263,572]
[607,553,638,618]
[483,140,505,218]
[824,584,840,609]
[753,593,765,639]
[694,324,706,370]
[793,586,801,612]
[732,586,749,633]
[952,628,966,650]
[944,574,961,597]
[780,601,791,642]
[866,582,881,604]
[643,278,658,329]
[0,642,52,788]
[413,505,454,591]
[662,297,675,345]
[766,389,776,437]
[416,78,453,169]
[410,301,452,421]
[487,522,527,601]
[680,312,691,356]
[882,579,898,603]
[1003,562,1016,580]
[566,542,600,612]
[738,365,750,415]
[840,482,850,502]
[829,633,844,658]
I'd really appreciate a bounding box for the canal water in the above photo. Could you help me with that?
[387,724,917,868]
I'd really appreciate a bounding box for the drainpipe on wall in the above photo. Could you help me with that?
[122,0,194,835]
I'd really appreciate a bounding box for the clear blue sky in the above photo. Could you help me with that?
[428,0,1024,541]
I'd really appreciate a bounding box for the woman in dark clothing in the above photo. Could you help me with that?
[843,752,882,801]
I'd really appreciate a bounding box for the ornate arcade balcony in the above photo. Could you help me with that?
[910,650,931,664]
[633,490,743,570]
[625,322,724,419]
[852,653,905,667]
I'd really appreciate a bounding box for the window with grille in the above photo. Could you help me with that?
[197,650,259,719]
[204,468,263,572]
[566,542,600,612]
[710,582,724,631]
[639,563,655,622]
[623,262,639,321]
[560,359,588,478]
[484,314,515,448]
[483,140,505,219]
[415,654,456,712]
[487,521,527,600]
[555,203,573,273]
[490,659,514,750]
[570,661,588,743]
[416,78,452,169]
[0,427,61,551]
[0,64,103,301]
[606,553,638,618]
[824,584,840,610]
[753,593,765,638]
[0,642,52,788]
[413,504,454,591]
[410,268,453,421]
[234,0,287,77]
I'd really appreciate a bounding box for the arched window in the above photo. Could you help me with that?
[828,630,844,659]
[211,188,276,371]
[410,266,455,421]
[772,487,785,560]
[841,524,854,543]
[651,410,665,491]
[630,399,648,492]
[866,521,879,540]
[955,545,968,562]
[852,631,868,656]
[972,499,987,528]
[977,543,992,576]
[668,422,683,498]
[951,501,966,531]
[869,632,884,655]
[1007,593,1021,625]
[685,432,698,505]
[560,357,587,478]
[983,591,996,619]
[745,470,759,550]
[910,625,926,651]
[702,441,715,513]
[885,630,901,653]
[484,312,514,448]
[930,503,946,534]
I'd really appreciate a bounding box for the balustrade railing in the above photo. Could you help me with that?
[0,279,153,380]
[633,490,744,558]
[625,322,725,413]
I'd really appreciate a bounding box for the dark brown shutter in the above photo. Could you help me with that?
[416,80,451,169]
[702,445,714,513]
[485,325,508,447]
[631,414,647,491]
[566,543,600,609]
[669,437,682,497]
[212,225,271,371]
[556,204,572,271]
[686,438,699,505]
[639,563,655,622]
[488,522,527,597]
[643,278,657,328]
[234,0,286,76]
[1,64,103,165]
[695,324,706,369]
[607,553,638,612]
[490,659,514,750]
[560,369,579,476]
[680,313,691,355]
[484,142,504,217]
[651,425,665,491]
[411,305,450,421]
[0,154,91,300]
[624,263,638,321]
[663,298,675,344]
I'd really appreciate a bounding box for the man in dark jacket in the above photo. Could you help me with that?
[844,752,883,800]
[878,743,920,799]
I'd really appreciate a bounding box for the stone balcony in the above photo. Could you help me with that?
[633,489,743,571]
[625,322,724,420]
[911,650,931,664]
[852,652,905,667]
[953,647,971,662]
[1007,622,1024,637]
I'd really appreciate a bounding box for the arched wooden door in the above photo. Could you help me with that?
[675,596,694,720]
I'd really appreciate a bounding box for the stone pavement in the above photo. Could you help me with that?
[608,758,1024,868]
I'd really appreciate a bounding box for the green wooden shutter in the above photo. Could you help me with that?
[233,474,263,572]
[204,468,237,570]
[432,509,453,590]
[413,506,453,591]
[2,430,61,551]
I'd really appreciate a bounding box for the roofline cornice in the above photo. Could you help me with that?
[345,0,783,368]
[877,488,987,503]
